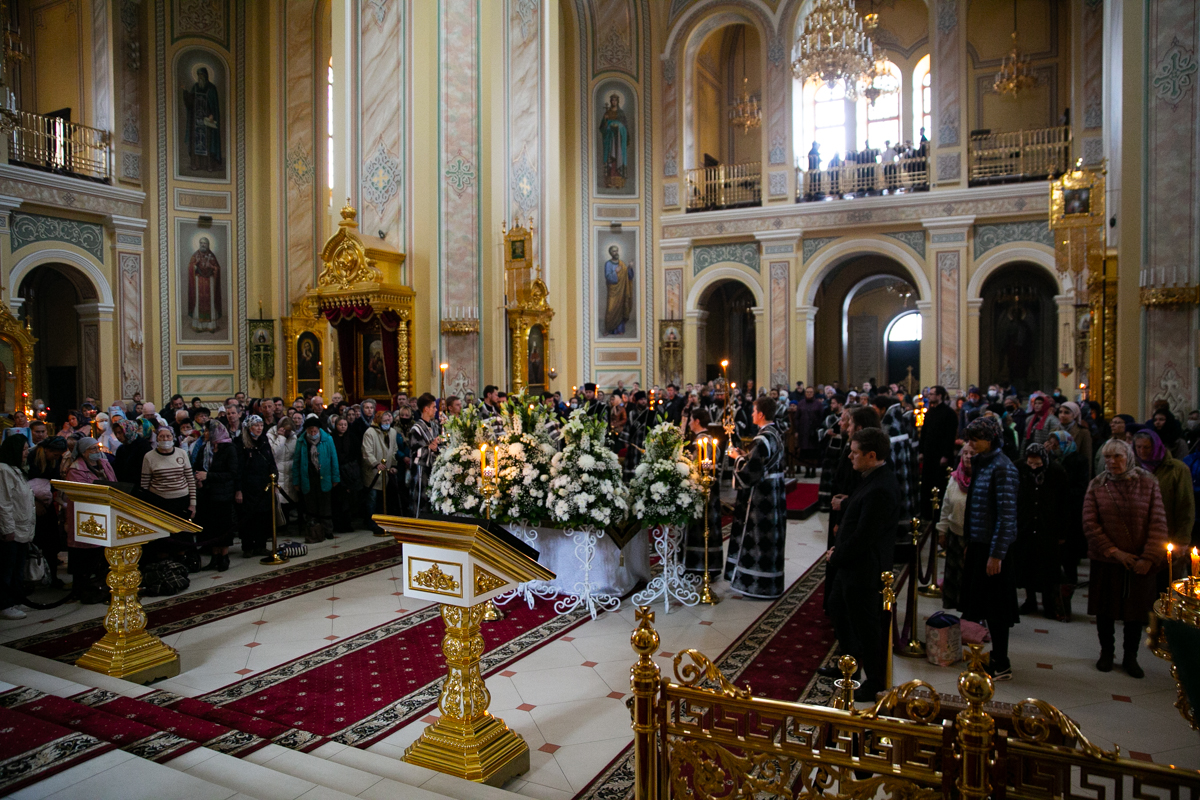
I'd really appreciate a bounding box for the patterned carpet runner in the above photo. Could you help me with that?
[574,557,838,800]
[7,541,403,664]
[0,703,115,795]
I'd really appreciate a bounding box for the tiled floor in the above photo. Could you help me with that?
[2,493,1197,799]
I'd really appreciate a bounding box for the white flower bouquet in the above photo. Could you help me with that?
[547,409,629,530]
[491,394,557,525]
[630,422,704,527]
[428,404,490,517]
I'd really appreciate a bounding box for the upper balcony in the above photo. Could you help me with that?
[682,125,1072,213]
[7,110,113,184]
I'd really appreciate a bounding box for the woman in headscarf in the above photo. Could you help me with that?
[330,416,361,534]
[194,421,239,571]
[1095,414,1135,476]
[793,386,826,478]
[233,415,277,559]
[1083,438,1168,677]
[1024,392,1062,445]
[113,419,154,484]
[936,446,972,611]
[1013,442,1069,620]
[58,410,88,437]
[140,426,197,521]
[1057,401,1093,480]
[267,416,299,531]
[1132,428,1194,580]
[294,416,339,544]
[63,437,117,602]
[99,410,125,454]
[1150,408,1189,460]
[1044,429,1089,597]
[0,435,35,620]
[361,410,399,534]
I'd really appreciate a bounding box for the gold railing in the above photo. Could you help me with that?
[8,110,112,182]
[630,606,1200,800]
[798,155,929,201]
[968,126,1070,184]
[685,161,761,211]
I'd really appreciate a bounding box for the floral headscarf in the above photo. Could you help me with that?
[1132,429,1167,472]
[1048,429,1076,459]
[950,448,972,491]
[1025,391,1054,439]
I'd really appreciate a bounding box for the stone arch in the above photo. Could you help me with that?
[796,237,932,309]
[686,265,765,312]
[8,248,114,313]
[967,244,1066,300]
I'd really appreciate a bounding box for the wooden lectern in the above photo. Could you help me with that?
[52,481,203,684]
[374,513,555,787]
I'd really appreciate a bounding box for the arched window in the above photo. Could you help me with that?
[327,56,335,206]
[913,55,931,144]
[800,77,850,167]
[860,61,902,150]
[886,311,922,342]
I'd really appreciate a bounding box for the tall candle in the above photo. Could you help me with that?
[480,444,487,474]
[1192,547,1199,578]
[1167,543,1174,580]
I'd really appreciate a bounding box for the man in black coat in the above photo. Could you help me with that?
[821,427,901,701]
[660,384,685,426]
[919,385,958,518]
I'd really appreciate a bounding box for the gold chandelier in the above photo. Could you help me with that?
[993,1,1035,97]
[792,0,873,99]
[861,47,900,106]
[729,30,761,134]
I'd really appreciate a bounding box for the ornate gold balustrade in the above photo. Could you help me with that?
[629,606,1200,800]
[969,125,1071,185]
[8,110,112,182]
[797,156,929,201]
[685,161,761,211]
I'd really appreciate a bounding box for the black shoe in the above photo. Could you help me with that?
[202,556,221,571]
[853,683,882,703]
[1122,656,1144,679]
[1019,599,1038,615]
[218,554,230,572]
[1096,652,1114,672]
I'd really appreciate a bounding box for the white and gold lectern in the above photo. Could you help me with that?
[52,481,203,684]
[374,514,555,787]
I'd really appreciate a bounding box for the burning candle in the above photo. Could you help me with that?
[1167,543,1175,580]
[1192,547,1199,578]
[479,444,487,475]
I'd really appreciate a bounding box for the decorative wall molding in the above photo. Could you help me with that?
[595,204,639,221]
[9,212,105,261]
[802,237,838,262]
[763,243,794,255]
[767,170,788,197]
[883,230,926,258]
[174,188,232,213]
[692,242,759,275]
[973,221,1054,258]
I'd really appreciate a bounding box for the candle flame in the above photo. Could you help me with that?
[1168,543,1175,553]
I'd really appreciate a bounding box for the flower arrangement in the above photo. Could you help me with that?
[428,404,490,517]
[630,422,704,527]
[547,409,629,529]
[490,394,557,525]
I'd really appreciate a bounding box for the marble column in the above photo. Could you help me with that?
[751,305,768,394]
[917,299,936,391]
[923,216,972,393]
[109,215,148,402]
[0,195,20,312]
[75,302,114,403]
[684,309,708,384]
[930,0,966,187]
[794,305,817,386]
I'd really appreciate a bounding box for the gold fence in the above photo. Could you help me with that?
[968,126,1071,184]
[8,110,112,182]
[630,606,1200,800]
[798,156,929,200]
[684,162,761,211]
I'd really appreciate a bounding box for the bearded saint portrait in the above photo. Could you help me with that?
[186,237,223,333]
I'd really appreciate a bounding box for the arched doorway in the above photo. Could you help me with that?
[812,254,920,390]
[885,311,922,388]
[18,263,100,425]
[979,263,1058,394]
[700,279,757,387]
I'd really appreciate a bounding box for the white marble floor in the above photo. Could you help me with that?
[2,502,1196,800]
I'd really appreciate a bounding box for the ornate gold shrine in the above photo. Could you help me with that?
[0,302,35,416]
[502,219,553,395]
[281,300,328,401]
[302,201,415,400]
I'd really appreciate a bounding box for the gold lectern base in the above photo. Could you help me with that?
[76,631,181,685]
[404,713,529,787]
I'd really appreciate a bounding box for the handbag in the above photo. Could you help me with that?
[23,543,48,584]
[925,611,962,667]
[276,541,307,558]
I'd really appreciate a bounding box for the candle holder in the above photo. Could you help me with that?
[478,444,504,622]
[260,474,289,565]
[696,437,720,606]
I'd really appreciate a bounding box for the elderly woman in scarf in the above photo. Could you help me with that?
[1057,401,1093,480]
[1095,414,1136,475]
[1083,438,1167,677]
[1013,442,1070,620]
[1149,408,1189,460]
[1044,429,1090,595]
[63,437,118,602]
[194,421,240,572]
[113,418,154,484]
[1132,428,1194,579]
[936,447,972,611]
[1024,392,1063,446]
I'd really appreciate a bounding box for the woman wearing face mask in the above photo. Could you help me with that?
[99,412,124,454]
[1056,401,1093,480]
[1132,429,1194,581]
[268,417,299,530]
[64,437,118,602]
[140,427,197,522]
[234,415,278,558]
[294,416,339,544]
[1024,393,1062,446]
[113,418,154,484]
[936,447,972,612]
[361,410,398,533]
[1044,429,1089,596]
[330,417,361,534]
[194,421,239,571]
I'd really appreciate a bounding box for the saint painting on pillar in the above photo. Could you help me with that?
[594,79,637,197]
[176,220,231,343]
[175,48,229,182]
[595,227,638,339]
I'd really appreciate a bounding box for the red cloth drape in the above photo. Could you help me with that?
[323,305,401,407]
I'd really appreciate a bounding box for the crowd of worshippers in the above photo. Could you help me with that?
[801,135,930,200]
[813,382,1199,701]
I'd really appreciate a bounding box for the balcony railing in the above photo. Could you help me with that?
[685,161,761,211]
[8,111,112,183]
[797,155,929,201]
[968,125,1070,185]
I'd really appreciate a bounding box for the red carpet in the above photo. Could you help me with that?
[192,594,592,746]
[0,704,114,795]
[786,481,819,520]
[574,557,836,800]
[8,541,403,664]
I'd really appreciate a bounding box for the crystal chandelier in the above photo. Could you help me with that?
[993,1,1035,97]
[792,0,873,99]
[729,30,761,134]
[860,47,900,106]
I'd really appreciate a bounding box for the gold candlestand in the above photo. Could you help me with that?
[260,474,289,565]
[897,516,927,658]
[478,444,505,622]
[882,571,896,688]
[696,439,720,605]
